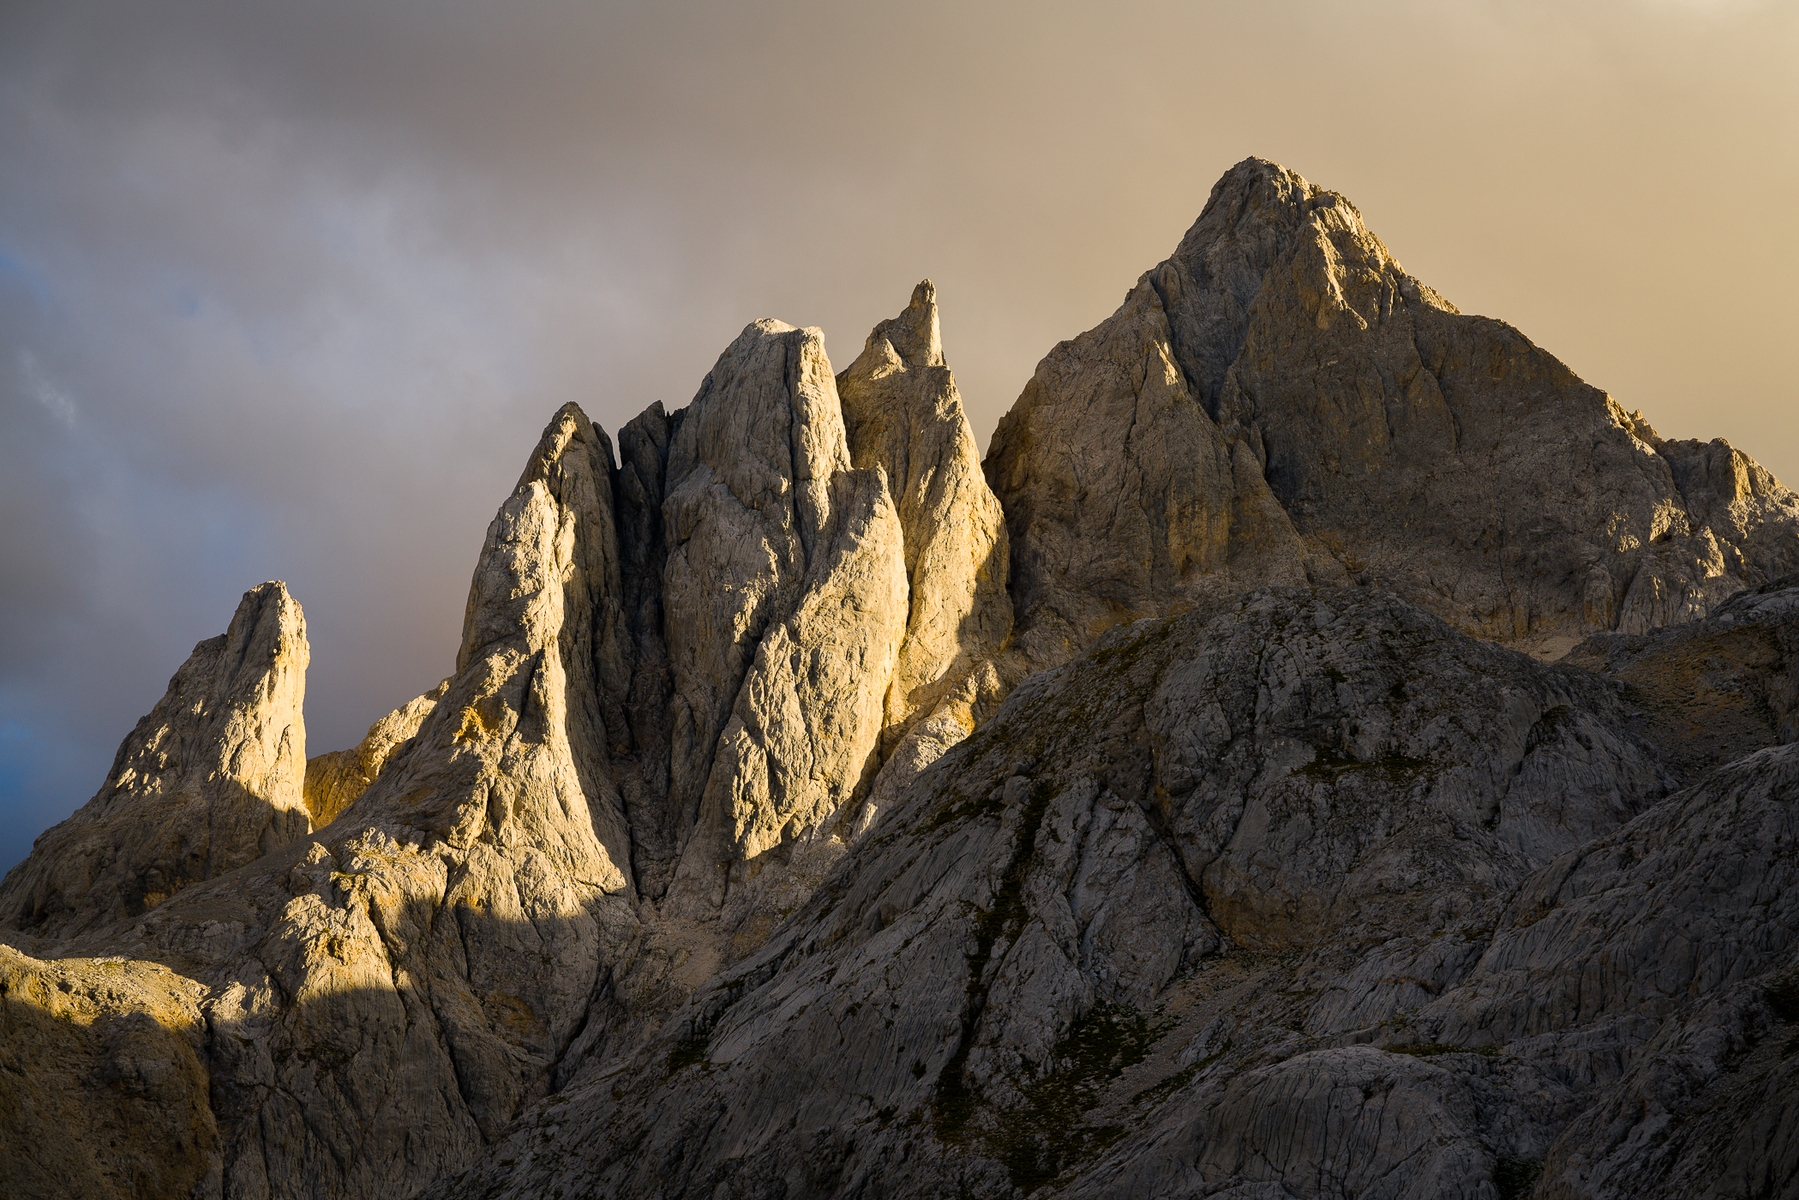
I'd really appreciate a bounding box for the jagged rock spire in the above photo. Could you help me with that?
[836,280,1013,824]
[0,581,310,941]
[987,155,1799,668]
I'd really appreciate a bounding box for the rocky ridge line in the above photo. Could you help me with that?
[985,157,1799,669]
[4,158,1799,1200]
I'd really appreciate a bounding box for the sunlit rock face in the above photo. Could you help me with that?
[7,159,1799,1200]
[987,157,1799,669]
[835,282,1016,844]
[0,289,1015,1200]
[613,317,909,930]
[0,580,310,940]
[0,406,651,1200]
[302,679,449,829]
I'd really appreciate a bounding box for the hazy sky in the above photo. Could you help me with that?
[3,0,1796,869]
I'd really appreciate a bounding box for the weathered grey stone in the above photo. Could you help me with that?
[434,587,1679,1200]
[0,581,309,941]
[653,320,908,924]
[302,679,449,828]
[11,161,1799,1200]
[985,266,1312,668]
[987,158,1799,668]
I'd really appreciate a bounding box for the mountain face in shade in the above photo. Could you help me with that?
[4,161,1799,1200]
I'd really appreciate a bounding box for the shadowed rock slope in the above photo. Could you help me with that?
[986,157,1799,669]
[1563,573,1799,787]
[434,585,1799,1200]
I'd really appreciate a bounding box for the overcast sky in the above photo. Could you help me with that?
[2,0,1795,869]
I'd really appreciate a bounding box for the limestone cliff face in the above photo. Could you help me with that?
[1565,574,1799,786]
[0,406,650,1200]
[835,281,1015,834]
[598,309,1008,932]
[0,581,309,940]
[837,282,1012,744]
[987,157,1799,668]
[647,320,907,920]
[302,680,449,828]
[440,584,1799,1200]
[0,301,1008,1200]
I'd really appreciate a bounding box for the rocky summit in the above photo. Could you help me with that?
[3,158,1797,1200]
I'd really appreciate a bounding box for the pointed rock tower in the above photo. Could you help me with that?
[0,580,309,940]
[837,280,1013,817]
[986,157,1799,667]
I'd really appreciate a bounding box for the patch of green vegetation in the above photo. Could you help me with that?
[1493,1156,1544,1200]
[929,779,1182,1191]
[1524,704,1577,753]
[663,974,760,1079]
[664,1027,711,1076]
[932,777,1056,1140]
[1129,1043,1228,1109]
[1296,746,1432,783]
[987,1004,1167,1194]
[924,788,1000,832]
[1385,1042,1498,1058]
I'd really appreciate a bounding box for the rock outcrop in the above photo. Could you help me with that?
[598,303,1011,935]
[438,584,1799,1200]
[986,158,1799,668]
[1565,573,1799,786]
[837,281,1013,747]
[0,295,1015,1200]
[645,319,908,924]
[835,281,1015,837]
[0,945,217,1200]
[0,405,649,1200]
[302,680,449,828]
[0,581,309,940]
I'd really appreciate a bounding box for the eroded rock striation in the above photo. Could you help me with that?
[5,160,1799,1200]
[440,585,1799,1200]
[986,157,1799,668]
[0,581,310,940]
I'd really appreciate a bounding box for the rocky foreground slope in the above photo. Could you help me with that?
[3,158,1798,1200]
